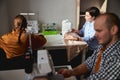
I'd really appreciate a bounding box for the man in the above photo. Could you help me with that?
[58,13,120,80]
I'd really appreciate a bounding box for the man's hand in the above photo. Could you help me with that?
[57,68,73,78]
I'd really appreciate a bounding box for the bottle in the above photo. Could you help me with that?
[25,33,33,74]
[52,23,57,31]
[62,19,72,36]
[24,47,33,74]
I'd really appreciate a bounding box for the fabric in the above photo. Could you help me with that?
[83,40,120,80]
[64,33,88,61]
[80,21,98,50]
[64,40,88,61]
[0,30,46,59]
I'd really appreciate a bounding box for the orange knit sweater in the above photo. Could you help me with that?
[0,30,46,59]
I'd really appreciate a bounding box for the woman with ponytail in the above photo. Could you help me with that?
[0,15,47,59]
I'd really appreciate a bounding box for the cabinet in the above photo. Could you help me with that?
[107,0,120,17]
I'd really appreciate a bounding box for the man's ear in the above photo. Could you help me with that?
[111,25,118,35]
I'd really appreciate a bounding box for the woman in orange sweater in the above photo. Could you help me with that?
[0,15,47,59]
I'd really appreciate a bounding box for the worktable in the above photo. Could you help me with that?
[43,34,88,62]
[0,65,77,80]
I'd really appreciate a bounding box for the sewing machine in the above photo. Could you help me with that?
[33,49,64,80]
[37,50,55,75]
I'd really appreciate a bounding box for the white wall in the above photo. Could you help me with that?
[6,0,77,31]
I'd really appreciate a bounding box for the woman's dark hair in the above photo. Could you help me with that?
[14,15,27,43]
[85,6,100,18]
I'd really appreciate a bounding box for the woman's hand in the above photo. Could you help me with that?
[64,32,78,40]
[64,34,78,41]
[64,32,82,41]
[71,28,79,34]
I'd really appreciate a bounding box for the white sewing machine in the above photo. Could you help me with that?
[37,50,55,75]
[36,49,64,80]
